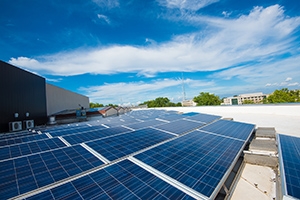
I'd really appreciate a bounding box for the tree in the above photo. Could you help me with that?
[266,88,299,103]
[106,104,118,107]
[89,102,104,108]
[193,92,222,106]
[140,97,182,108]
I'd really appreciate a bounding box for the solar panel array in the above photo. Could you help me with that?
[0,109,255,200]
[277,134,300,199]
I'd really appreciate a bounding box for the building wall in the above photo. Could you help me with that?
[103,107,118,117]
[46,83,89,116]
[0,61,47,132]
[223,93,266,105]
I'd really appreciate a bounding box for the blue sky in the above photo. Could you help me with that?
[1,0,300,105]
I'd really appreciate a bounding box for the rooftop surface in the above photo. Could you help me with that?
[163,104,300,200]
[1,104,298,199]
[162,104,300,137]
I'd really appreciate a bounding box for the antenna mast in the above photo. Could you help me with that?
[181,72,186,103]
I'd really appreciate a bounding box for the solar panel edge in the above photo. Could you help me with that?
[128,157,207,200]
[208,136,247,200]
[277,134,290,198]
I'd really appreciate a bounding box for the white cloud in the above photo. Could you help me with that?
[46,78,63,83]
[285,77,292,82]
[92,0,119,9]
[288,82,299,86]
[222,11,231,17]
[80,78,213,104]
[97,14,111,24]
[157,0,219,11]
[9,5,300,79]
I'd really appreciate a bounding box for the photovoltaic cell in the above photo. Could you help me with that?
[0,134,48,148]
[0,145,104,199]
[48,126,106,137]
[134,130,245,198]
[200,120,255,140]
[278,134,300,199]
[26,159,194,200]
[125,119,167,130]
[63,126,130,145]
[85,127,174,161]
[0,138,66,161]
[156,114,185,121]
[185,113,221,124]
[0,131,36,141]
[155,119,205,135]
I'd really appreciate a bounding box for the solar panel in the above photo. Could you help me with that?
[185,113,221,123]
[85,127,174,161]
[134,130,246,199]
[63,126,130,145]
[25,159,194,200]
[125,119,167,130]
[101,117,141,127]
[0,137,66,161]
[182,112,200,116]
[155,119,205,135]
[0,145,104,199]
[156,114,185,121]
[278,134,300,199]
[0,131,36,140]
[48,125,106,137]
[0,134,48,147]
[200,119,255,140]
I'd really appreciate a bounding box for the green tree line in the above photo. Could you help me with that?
[265,88,300,103]
[90,88,300,108]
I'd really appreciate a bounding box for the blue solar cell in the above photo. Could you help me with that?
[156,114,185,121]
[48,126,106,137]
[155,119,205,135]
[0,134,49,147]
[182,112,200,116]
[185,113,221,123]
[0,138,66,161]
[0,131,36,141]
[85,127,174,161]
[134,130,245,198]
[0,145,104,199]
[63,126,130,145]
[200,119,255,140]
[26,159,194,200]
[125,119,167,130]
[278,134,300,199]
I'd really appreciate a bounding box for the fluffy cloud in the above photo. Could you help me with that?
[92,0,119,9]
[97,14,111,24]
[9,5,300,79]
[80,78,213,104]
[157,0,219,11]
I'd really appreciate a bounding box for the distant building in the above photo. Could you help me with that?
[223,92,267,105]
[98,106,118,117]
[116,106,125,115]
[182,100,197,107]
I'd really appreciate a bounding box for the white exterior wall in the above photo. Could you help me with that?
[46,83,89,116]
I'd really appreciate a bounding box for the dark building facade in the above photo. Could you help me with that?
[0,61,48,132]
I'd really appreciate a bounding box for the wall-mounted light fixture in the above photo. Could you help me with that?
[14,113,19,118]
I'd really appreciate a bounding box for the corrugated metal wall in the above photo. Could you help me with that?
[46,83,89,116]
[0,61,47,132]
